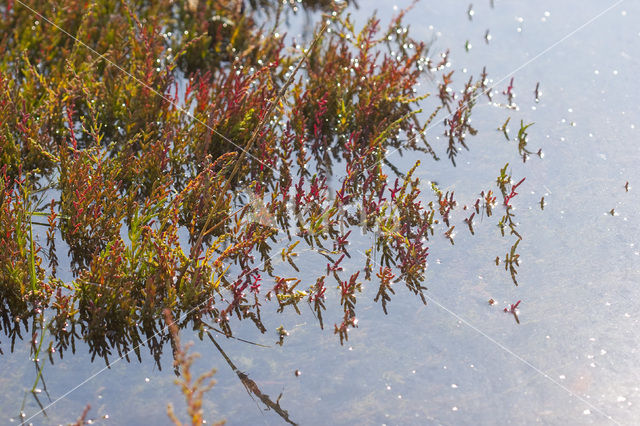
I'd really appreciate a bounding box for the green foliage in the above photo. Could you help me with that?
[0,0,532,368]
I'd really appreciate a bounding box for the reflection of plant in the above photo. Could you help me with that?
[503,300,521,324]
[499,116,542,163]
[495,164,525,286]
[444,76,479,166]
[71,404,92,426]
[374,266,395,314]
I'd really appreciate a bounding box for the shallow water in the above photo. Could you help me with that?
[4,0,640,424]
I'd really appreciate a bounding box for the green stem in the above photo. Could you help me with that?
[28,216,37,292]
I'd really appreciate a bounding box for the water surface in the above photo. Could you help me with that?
[4,0,640,424]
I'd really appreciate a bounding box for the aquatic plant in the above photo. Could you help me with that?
[0,0,537,379]
[164,308,220,426]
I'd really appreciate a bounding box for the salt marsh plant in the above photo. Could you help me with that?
[1,0,534,380]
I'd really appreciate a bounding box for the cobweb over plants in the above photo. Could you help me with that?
[0,0,537,365]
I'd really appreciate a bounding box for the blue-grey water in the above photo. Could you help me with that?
[3,0,640,424]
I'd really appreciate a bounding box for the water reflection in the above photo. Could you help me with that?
[4,0,640,424]
[206,332,297,425]
[2,0,529,367]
